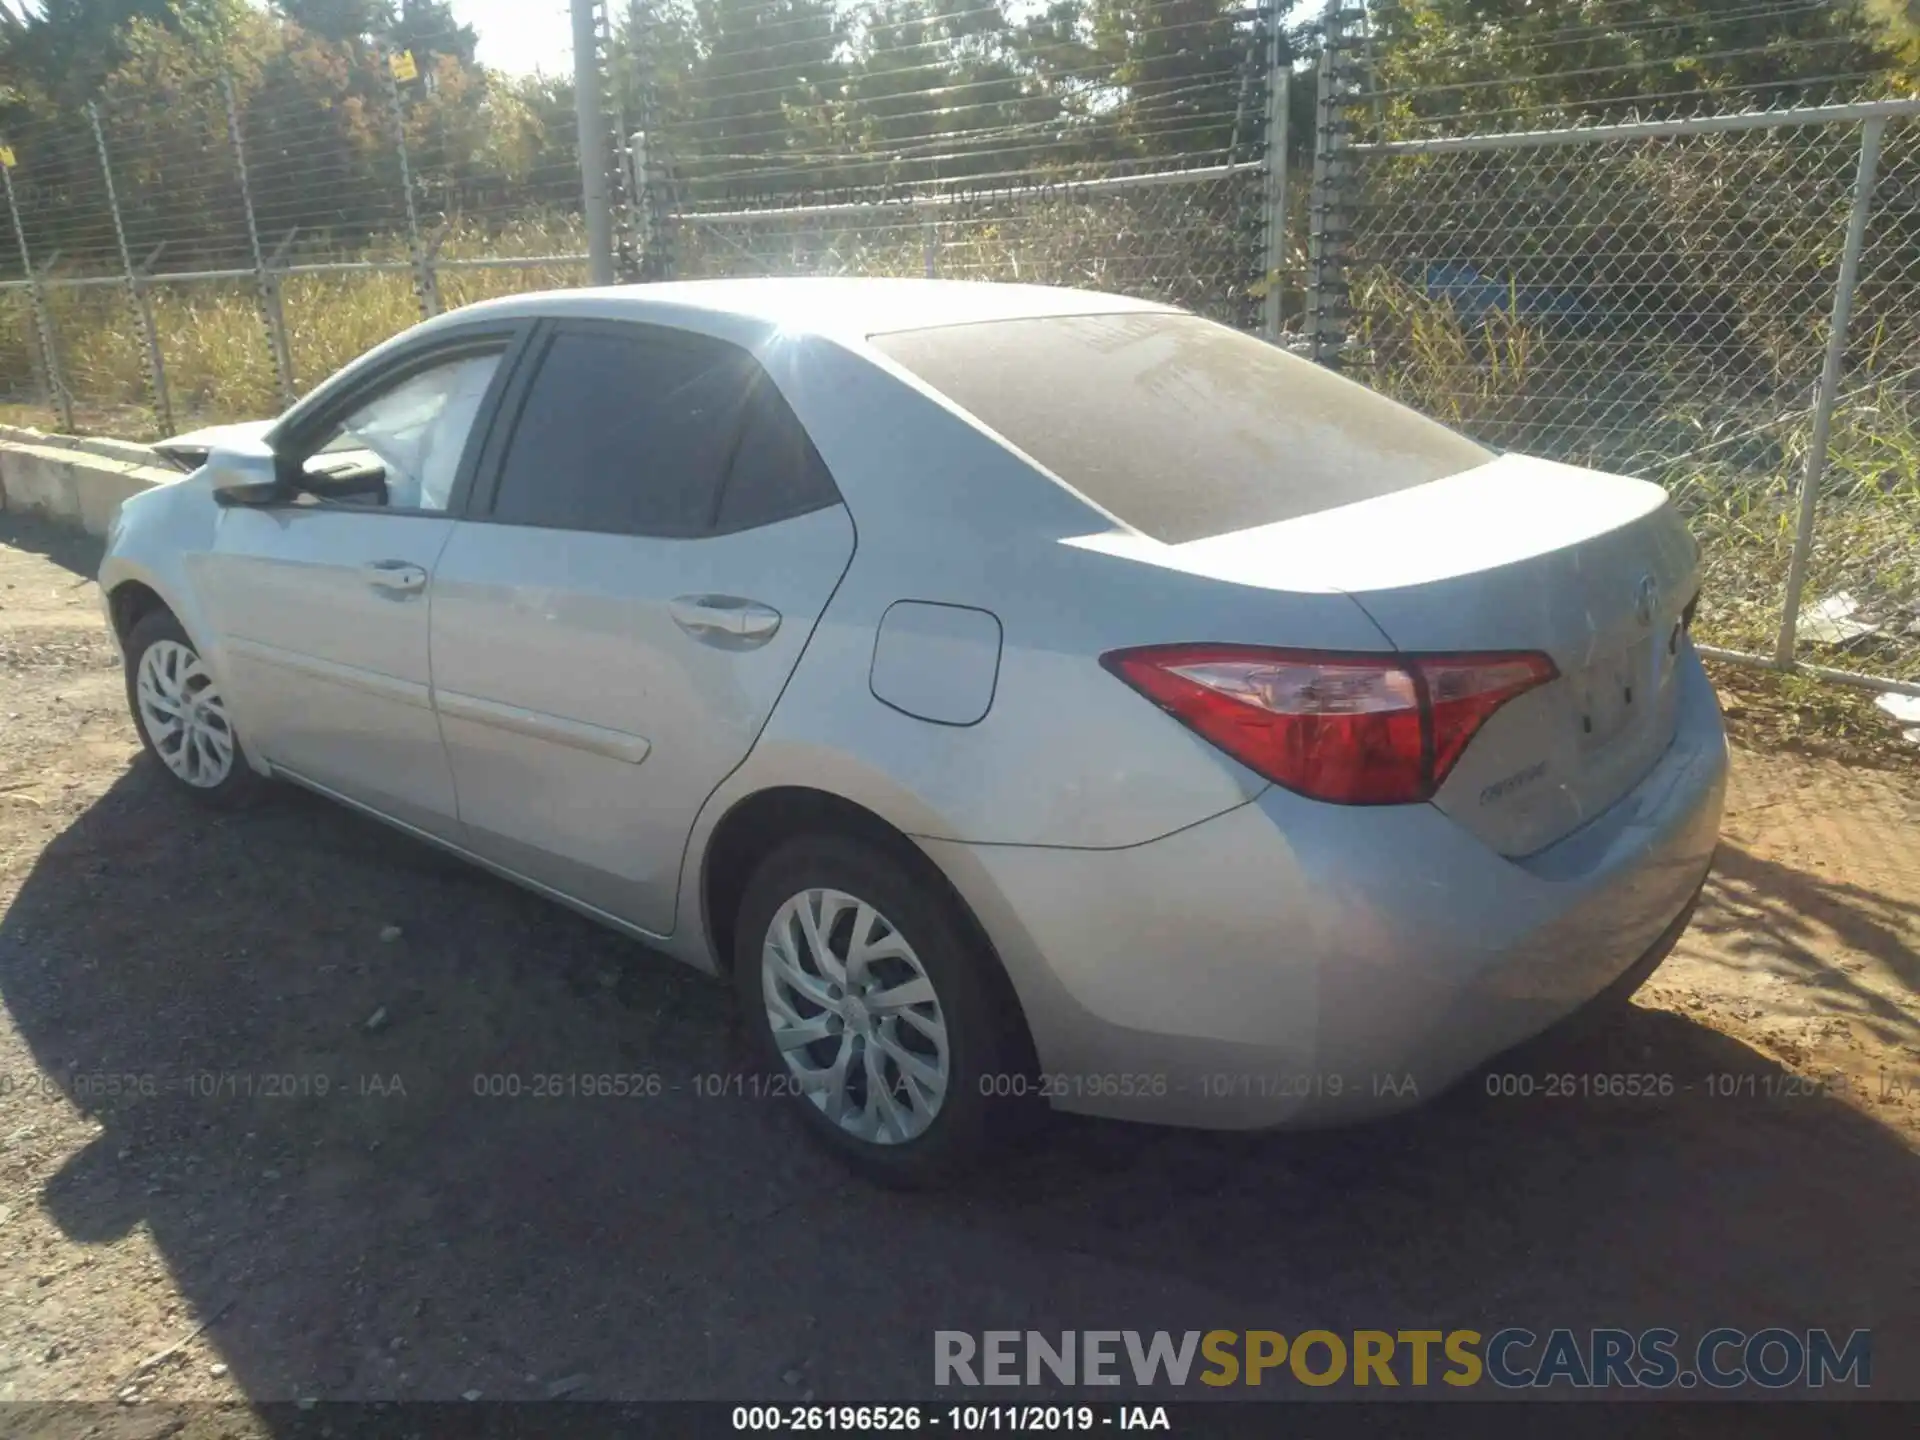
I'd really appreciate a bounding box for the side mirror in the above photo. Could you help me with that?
[204,441,283,507]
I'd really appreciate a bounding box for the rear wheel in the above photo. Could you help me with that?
[732,833,1037,1185]
[124,609,265,806]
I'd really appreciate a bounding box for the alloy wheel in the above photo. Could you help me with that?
[136,639,235,788]
[761,886,951,1144]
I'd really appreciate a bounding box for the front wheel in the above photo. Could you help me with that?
[732,834,1038,1186]
[123,609,265,806]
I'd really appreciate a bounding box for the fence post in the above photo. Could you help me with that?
[134,242,172,425]
[380,44,439,318]
[572,0,617,286]
[1304,17,1357,368]
[88,101,173,436]
[266,228,300,397]
[603,1,643,282]
[1,161,72,431]
[1261,10,1290,342]
[630,0,674,281]
[223,74,296,408]
[12,279,52,422]
[1775,117,1885,667]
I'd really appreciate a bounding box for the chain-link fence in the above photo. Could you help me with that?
[640,0,1296,331]
[0,0,1302,443]
[667,166,1270,331]
[0,19,596,439]
[6,0,1913,703]
[1315,81,1920,695]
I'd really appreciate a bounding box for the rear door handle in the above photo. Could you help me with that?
[669,595,782,648]
[362,560,428,595]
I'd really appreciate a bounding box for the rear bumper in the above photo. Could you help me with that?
[923,646,1729,1129]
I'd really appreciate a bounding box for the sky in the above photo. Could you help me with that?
[453,0,577,78]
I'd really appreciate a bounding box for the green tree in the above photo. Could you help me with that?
[272,0,388,42]
[1093,0,1247,159]
[276,0,475,62]
[0,0,240,104]
[1860,0,1920,75]
[1363,0,1901,132]
[840,0,1040,182]
[690,0,846,182]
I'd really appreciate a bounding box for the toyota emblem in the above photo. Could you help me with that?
[1634,574,1659,628]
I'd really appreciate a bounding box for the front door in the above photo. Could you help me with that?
[192,343,510,834]
[429,320,855,935]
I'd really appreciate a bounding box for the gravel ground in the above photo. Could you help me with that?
[1,510,1918,1417]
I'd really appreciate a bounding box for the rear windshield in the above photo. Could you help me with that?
[872,312,1492,544]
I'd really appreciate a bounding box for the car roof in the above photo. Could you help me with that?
[442,277,1179,342]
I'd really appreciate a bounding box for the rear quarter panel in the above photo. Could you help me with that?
[682,333,1400,866]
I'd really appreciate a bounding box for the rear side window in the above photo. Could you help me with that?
[489,325,835,537]
[715,377,840,533]
[872,313,1492,544]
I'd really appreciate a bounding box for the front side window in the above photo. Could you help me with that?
[300,350,503,512]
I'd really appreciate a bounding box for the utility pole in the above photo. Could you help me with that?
[572,0,616,285]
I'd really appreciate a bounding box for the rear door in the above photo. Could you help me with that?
[429,319,855,936]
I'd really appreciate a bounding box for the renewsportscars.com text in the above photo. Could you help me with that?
[933,1328,1871,1390]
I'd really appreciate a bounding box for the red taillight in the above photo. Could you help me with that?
[1100,644,1557,805]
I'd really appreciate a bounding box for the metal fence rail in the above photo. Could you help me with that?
[1312,94,1920,696]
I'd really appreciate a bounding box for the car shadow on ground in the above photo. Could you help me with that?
[2,760,1917,1410]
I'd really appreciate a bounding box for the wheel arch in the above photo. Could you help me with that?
[697,783,1039,1072]
[702,785,937,978]
[107,576,171,647]
[103,563,268,781]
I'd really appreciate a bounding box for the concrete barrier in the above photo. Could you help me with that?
[0,424,178,538]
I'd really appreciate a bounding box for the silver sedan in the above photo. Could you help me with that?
[100,279,1727,1184]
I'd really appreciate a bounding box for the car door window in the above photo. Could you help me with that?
[713,375,842,533]
[490,327,767,537]
[299,350,503,512]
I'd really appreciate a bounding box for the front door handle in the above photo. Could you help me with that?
[669,594,782,648]
[362,560,428,595]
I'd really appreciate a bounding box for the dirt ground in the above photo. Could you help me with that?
[2,510,1919,1417]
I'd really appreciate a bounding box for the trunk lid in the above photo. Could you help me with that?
[1098,453,1702,855]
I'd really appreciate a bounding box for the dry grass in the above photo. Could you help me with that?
[1348,273,1920,682]
[0,217,594,434]
[1707,659,1920,772]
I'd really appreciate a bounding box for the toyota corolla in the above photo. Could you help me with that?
[99,278,1727,1184]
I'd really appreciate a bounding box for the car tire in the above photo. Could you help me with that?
[123,609,266,807]
[732,833,1039,1186]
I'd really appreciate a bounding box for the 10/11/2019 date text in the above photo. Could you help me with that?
[730,1405,1172,1431]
